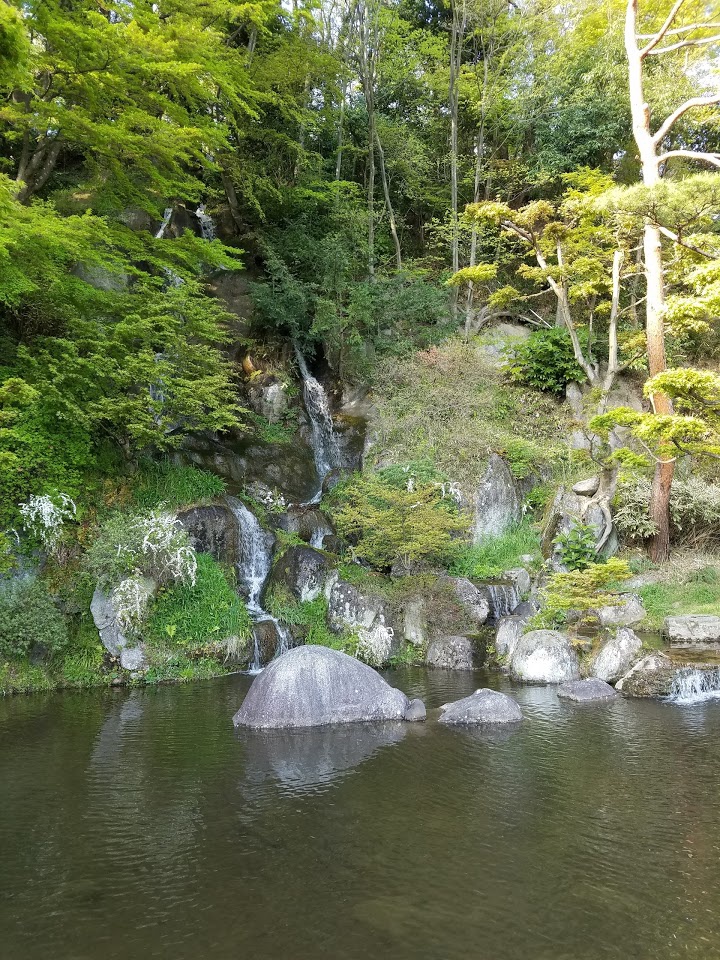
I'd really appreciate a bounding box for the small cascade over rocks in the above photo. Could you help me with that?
[476,582,520,621]
[294,344,341,500]
[225,496,291,672]
[155,207,173,239]
[195,204,216,241]
[669,667,720,704]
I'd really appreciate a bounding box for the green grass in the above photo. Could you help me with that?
[639,570,720,631]
[132,461,226,510]
[449,521,541,581]
[0,660,55,696]
[143,654,229,685]
[145,554,252,656]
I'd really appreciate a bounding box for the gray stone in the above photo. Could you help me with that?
[232,646,416,728]
[73,262,129,292]
[503,567,532,596]
[327,578,386,632]
[267,546,333,603]
[557,678,617,702]
[404,698,427,722]
[590,628,643,682]
[276,506,333,548]
[511,630,581,684]
[495,616,527,660]
[471,454,522,543]
[448,576,490,625]
[402,598,427,647]
[439,688,522,725]
[596,594,646,628]
[426,636,475,670]
[663,615,720,646]
[572,477,600,497]
[247,379,288,423]
[119,646,148,672]
[512,600,538,618]
[615,651,676,697]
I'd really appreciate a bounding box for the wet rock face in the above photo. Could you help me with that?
[247,379,288,424]
[615,651,676,697]
[510,630,581,684]
[439,688,523,725]
[426,636,475,671]
[590,628,643,683]
[251,618,285,666]
[471,454,522,543]
[177,504,238,566]
[266,546,333,604]
[664,615,720,647]
[232,646,417,728]
[558,678,617,702]
[276,507,333,548]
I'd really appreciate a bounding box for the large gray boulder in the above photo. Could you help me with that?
[511,630,581,684]
[495,616,527,660]
[326,577,399,667]
[615,651,675,697]
[471,454,522,543]
[439,688,522,725]
[91,580,155,658]
[558,678,617,702]
[590,627,643,682]
[177,503,238,565]
[426,636,475,670]
[663,615,720,647]
[596,594,646,628]
[232,646,421,728]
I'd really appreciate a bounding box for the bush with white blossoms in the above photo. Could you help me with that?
[112,575,155,633]
[18,494,76,552]
[138,510,197,586]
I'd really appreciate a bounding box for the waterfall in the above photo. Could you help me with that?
[155,207,173,240]
[195,204,216,241]
[477,582,520,621]
[669,667,720,704]
[226,497,292,671]
[294,344,341,499]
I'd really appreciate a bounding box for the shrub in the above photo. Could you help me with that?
[449,522,540,580]
[87,509,197,589]
[18,492,76,552]
[324,468,467,571]
[615,476,720,544]
[531,559,632,628]
[144,554,251,656]
[554,523,598,571]
[0,577,68,660]
[266,589,338,647]
[504,327,587,395]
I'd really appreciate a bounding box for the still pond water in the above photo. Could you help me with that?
[1,669,720,960]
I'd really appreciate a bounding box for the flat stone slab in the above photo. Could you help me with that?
[439,688,522,725]
[664,615,720,646]
[557,678,617,702]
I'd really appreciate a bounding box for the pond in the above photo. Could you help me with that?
[2,670,720,960]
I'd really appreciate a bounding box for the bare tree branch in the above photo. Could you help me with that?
[649,32,720,54]
[658,149,720,167]
[638,21,720,38]
[654,94,720,143]
[640,0,686,56]
[658,225,718,258]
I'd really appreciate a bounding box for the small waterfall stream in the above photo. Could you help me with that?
[226,497,292,672]
[294,345,341,501]
[669,667,720,704]
[477,582,520,621]
[195,204,216,241]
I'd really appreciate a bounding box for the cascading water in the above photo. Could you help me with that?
[155,207,173,240]
[294,344,341,501]
[195,204,216,241]
[226,496,292,672]
[669,667,720,704]
[477,582,520,621]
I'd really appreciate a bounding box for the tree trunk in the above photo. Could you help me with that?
[374,128,402,270]
[449,0,467,318]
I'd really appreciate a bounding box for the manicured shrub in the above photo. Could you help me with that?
[615,476,720,544]
[531,559,632,628]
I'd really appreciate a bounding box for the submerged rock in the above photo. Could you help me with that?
[426,636,475,670]
[590,627,643,682]
[233,646,419,728]
[557,678,617,702]
[663,615,720,646]
[511,630,580,684]
[439,688,522,725]
[404,698,427,722]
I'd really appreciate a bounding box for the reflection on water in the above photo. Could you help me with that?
[1,671,720,960]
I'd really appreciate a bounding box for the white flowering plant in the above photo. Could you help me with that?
[18,494,77,552]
